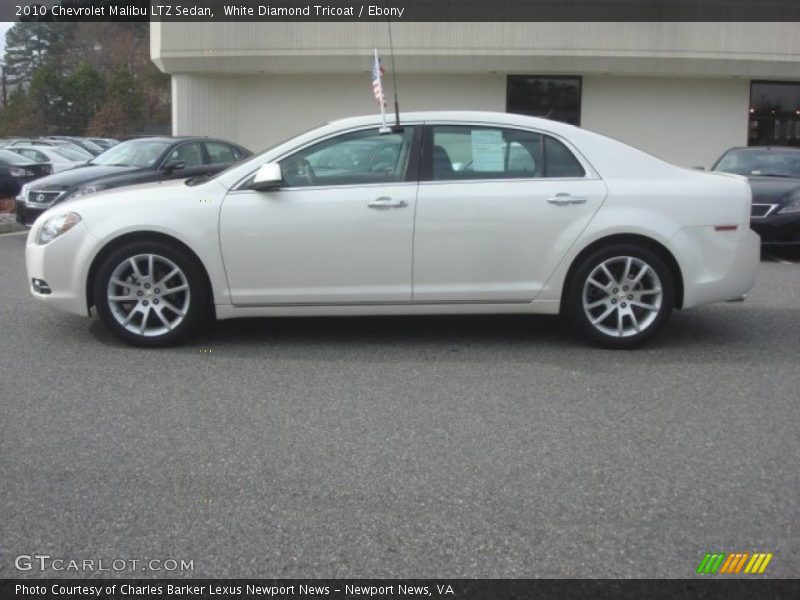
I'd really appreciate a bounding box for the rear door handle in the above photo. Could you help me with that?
[547,193,587,205]
[368,197,408,209]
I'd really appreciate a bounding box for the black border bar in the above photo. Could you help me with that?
[5,0,800,22]
[2,579,800,600]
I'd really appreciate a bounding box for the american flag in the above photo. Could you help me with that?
[372,50,386,107]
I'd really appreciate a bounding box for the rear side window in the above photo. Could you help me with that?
[430,125,585,180]
[206,142,238,164]
[544,136,585,177]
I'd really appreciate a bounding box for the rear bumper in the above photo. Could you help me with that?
[669,225,760,309]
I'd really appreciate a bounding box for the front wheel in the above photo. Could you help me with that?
[565,244,675,349]
[93,241,209,347]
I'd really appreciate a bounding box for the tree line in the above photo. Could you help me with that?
[0,22,170,138]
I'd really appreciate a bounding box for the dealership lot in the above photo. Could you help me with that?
[0,232,798,578]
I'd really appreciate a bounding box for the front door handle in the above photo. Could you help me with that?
[368,197,408,209]
[547,193,587,206]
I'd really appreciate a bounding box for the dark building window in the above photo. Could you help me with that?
[749,81,800,147]
[506,76,582,126]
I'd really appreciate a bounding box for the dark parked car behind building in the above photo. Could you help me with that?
[712,146,800,245]
[16,136,252,225]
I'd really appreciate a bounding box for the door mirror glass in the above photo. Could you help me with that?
[252,162,283,190]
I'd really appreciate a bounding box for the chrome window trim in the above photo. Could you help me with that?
[230,120,601,193]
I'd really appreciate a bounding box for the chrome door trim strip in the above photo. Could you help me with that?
[233,299,532,308]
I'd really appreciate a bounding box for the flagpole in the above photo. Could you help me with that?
[375,48,390,133]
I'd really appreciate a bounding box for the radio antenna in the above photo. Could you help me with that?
[386,16,400,128]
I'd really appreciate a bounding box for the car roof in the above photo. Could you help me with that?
[723,146,800,152]
[328,111,581,135]
[122,136,239,144]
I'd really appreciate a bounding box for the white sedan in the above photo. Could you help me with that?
[8,144,87,173]
[25,112,759,348]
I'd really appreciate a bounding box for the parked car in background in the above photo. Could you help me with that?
[45,136,105,156]
[712,146,800,245]
[16,136,252,225]
[5,138,94,161]
[7,145,87,173]
[24,112,759,349]
[0,149,51,199]
[87,137,120,150]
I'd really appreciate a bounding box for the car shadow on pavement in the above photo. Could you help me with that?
[200,313,574,348]
[86,305,799,362]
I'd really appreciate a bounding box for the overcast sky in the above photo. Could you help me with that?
[0,22,13,60]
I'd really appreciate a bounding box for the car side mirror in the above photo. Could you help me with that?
[251,162,283,190]
[163,160,187,172]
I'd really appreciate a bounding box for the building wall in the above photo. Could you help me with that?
[581,76,750,168]
[153,22,800,80]
[172,73,748,167]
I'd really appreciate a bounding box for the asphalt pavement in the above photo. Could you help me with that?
[1,231,798,579]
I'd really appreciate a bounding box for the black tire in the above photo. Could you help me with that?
[565,243,675,349]
[93,240,210,347]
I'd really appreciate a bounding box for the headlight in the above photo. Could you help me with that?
[37,212,82,245]
[17,183,29,201]
[777,196,800,214]
[64,184,103,200]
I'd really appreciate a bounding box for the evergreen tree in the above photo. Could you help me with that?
[63,62,105,134]
[106,65,145,134]
[3,22,71,87]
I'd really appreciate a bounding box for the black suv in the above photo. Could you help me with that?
[16,136,251,225]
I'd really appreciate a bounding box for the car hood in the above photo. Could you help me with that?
[747,176,800,206]
[58,178,190,210]
[26,164,141,190]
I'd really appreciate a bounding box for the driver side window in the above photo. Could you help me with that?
[279,127,415,187]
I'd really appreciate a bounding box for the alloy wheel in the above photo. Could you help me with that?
[106,253,191,337]
[581,255,663,338]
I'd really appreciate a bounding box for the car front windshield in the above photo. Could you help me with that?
[90,140,172,168]
[714,149,800,178]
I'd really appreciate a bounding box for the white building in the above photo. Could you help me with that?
[151,22,800,168]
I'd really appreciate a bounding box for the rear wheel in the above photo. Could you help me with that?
[565,244,675,349]
[93,241,209,347]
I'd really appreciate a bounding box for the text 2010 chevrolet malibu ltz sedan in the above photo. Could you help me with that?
[25,112,759,349]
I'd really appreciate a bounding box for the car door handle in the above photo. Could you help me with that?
[547,193,587,205]
[368,197,408,209]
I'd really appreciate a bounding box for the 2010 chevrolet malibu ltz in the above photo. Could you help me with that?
[25,112,759,349]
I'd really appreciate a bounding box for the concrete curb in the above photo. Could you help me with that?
[0,214,27,235]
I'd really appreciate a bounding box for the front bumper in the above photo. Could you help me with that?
[15,200,46,226]
[25,220,97,316]
[750,213,800,245]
